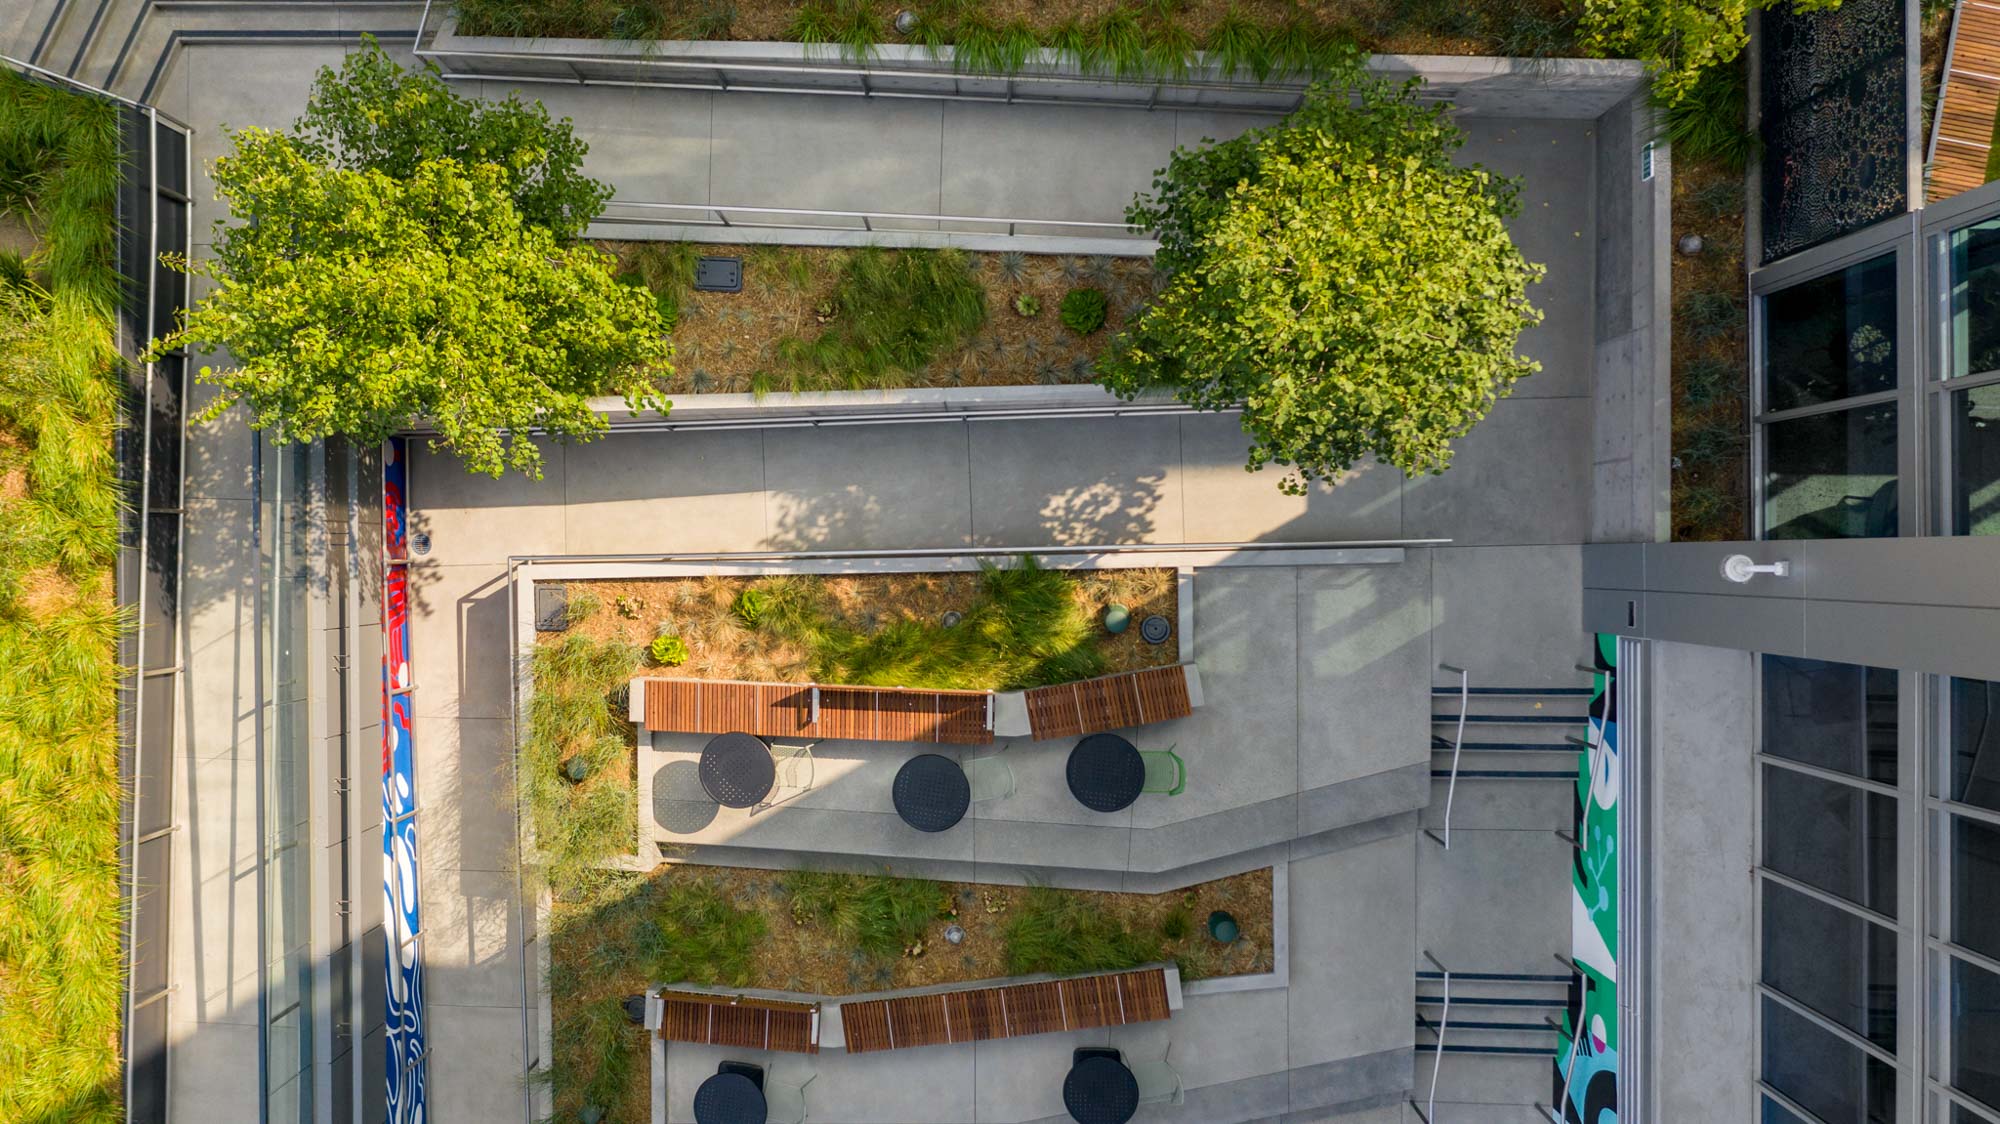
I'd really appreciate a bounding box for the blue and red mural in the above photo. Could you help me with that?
[1553,633,1619,1124]
[382,438,428,1123]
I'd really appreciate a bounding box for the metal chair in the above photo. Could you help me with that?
[963,753,1016,802]
[764,1071,817,1124]
[717,1059,765,1090]
[757,741,818,813]
[1073,1046,1122,1065]
[1131,1043,1184,1106]
[1139,746,1186,796]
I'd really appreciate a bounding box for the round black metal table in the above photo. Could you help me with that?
[699,732,776,809]
[892,753,972,832]
[1062,1056,1139,1124]
[693,1072,768,1124]
[1066,733,1145,813]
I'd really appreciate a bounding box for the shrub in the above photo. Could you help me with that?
[1059,287,1109,334]
[1658,59,1757,173]
[783,870,948,960]
[650,634,689,666]
[731,587,768,627]
[1014,292,1042,318]
[1580,0,1841,106]
[1102,72,1543,495]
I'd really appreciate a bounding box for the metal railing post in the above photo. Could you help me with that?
[1423,664,1469,849]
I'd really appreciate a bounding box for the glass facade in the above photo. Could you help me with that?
[263,439,315,1124]
[1951,385,2000,535]
[1758,655,1903,1122]
[1938,677,2000,1123]
[1764,253,1900,411]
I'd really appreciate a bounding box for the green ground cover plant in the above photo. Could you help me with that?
[1002,886,1164,977]
[783,870,950,959]
[0,66,126,1124]
[523,604,645,894]
[773,246,986,388]
[1059,286,1109,335]
[743,555,1106,690]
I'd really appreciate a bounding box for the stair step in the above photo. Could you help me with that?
[1431,687,1594,697]
[1416,996,1568,1009]
[1416,971,1571,983]
[1424,1044,1557,1056]
[1438,715,1589,725]
[1432,769,1575,780]
[1433,739,1577,752]
[1414,1018,1556,1033]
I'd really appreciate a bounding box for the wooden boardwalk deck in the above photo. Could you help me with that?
[1931,0,2000,201]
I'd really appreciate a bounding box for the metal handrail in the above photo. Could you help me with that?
[593,198,1140,239]
[1411,950,1451,1123]
[1423,664,1469,849]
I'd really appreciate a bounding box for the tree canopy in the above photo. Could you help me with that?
[294,37,610,237]
[152,129,669,478]
[1099,73,1545,495]
[1579,0,1840,105]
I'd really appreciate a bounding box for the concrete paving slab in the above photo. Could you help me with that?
[967,414,1183,545]
[762,422,973,550]
[512,81,714,204]
[170,757,260,1024]
[426,1004,529,1124]
[940,102,1175,223]
[1415,828,1571,976]
[1296,558,1431,790]
[168,1018,262,1120]
[420,864,524,1010]
[710,93,946,216]
[669,1039,975,1123]
[972,1031,1087,1123]
[178,44,349,216]
[1134,796,1298,873]
[1297,767,1432,839]
[560,429,767,555]
[181,386,256,503]
[180,496,258,762]
[1172,109,1278,150]
[1428,546,1588,688]
[1132,567,1298,828]
[1457,120,1598,401]
[972,816,1133,871]
[409,440,569,567]
[407,563,514,721]
[1163,988,1293,1089]
[412,717,519,875]
[1286,838,1416,1068]
[1402,399,1592,546]
[1178,412,1404,543]
[1418,777,1572,832]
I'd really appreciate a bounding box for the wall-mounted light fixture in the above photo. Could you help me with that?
[1721,554,1790,583]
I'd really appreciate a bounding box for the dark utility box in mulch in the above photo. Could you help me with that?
[693,256,743,292]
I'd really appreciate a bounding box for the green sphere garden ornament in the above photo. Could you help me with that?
[1103,603,1131,634]
[1207,910,1240,944]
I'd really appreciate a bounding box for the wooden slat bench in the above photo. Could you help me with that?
[837,967,1175,1054]
[636,677,996,745]
[656,990,821,1054]
[1020,665,1197,741]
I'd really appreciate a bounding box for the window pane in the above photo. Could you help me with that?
[1955,816,2000,963]
[1764,403,1899,539]
[1764,253,1897,411]
[1762,656,1898,784]
[1954,678,2000,813]
[1763,765,1898,915]
[1763,1096,1812,1124]
[1954,956,2000,1116]
[1954,385,2000,536]
[1951,219,2000,378]
[1761,996,1896,1124]
[1762,880,1897,1049]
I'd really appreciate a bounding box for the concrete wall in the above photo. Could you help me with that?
[1589,91,1671,544]
[1644,640,1756,1122]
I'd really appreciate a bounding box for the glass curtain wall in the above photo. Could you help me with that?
[1940,219,2000,535]
[1758,256,1903,539]
[1758,655,1903,1123]
[1929,676,2000,1122]
[263,439,316,1123]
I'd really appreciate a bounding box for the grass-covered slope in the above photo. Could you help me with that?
[0,67,128,1124]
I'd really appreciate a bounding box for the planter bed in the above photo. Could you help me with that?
[603,240,1156,394]
[545,863,1272,1121]
[1669,152,1751,540]
[549,563,1181,682]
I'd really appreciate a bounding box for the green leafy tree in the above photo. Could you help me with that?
[1580,0,1840,104]
[1101,75,1544,495]
[150,130,670,478]
[293,36,610,236]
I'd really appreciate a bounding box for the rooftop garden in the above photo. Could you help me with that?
[451,0,1585,74]
[0,67,127,1124]
[606,241,1154,394]
[522,558,1177,888]
[546,864,1273,1122]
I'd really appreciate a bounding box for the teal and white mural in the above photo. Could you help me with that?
[1553,633,1618,1123]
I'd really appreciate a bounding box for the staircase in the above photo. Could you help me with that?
[1410,958,1571,1123]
